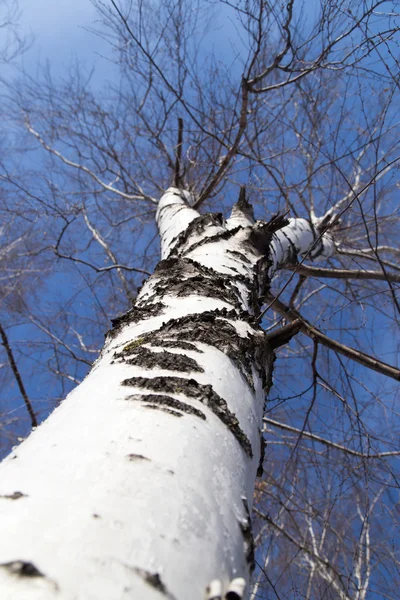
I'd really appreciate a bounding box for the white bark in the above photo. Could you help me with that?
[0,188,335,599]
[269,218,335,275]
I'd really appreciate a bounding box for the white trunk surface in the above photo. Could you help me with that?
[0,188,333,600]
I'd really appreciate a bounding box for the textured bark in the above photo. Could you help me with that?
[0,188,334,599]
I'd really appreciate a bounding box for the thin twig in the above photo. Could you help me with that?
[265,292,400,382]
[25,119,157,204]
[174,117,184,188]
[252,508,348,593]
[0,322,37,428]
[286,263,400,283]
[194,78,249,207]
[264,418,400,459]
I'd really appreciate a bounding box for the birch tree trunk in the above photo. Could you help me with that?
[0,188,333,600]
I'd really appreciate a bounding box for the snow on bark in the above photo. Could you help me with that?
[0,187,336,600]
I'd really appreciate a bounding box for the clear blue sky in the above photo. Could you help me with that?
[18,0,113,80]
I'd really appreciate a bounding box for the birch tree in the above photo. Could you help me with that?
[0,0,400,598]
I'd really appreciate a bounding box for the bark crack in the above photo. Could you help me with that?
[0,561,44,578]
[0,491,27,500]
[130,566,177,599]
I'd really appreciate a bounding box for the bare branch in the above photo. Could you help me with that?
[285,263,400,283]
[264,417,400,459]
[24,119,157,204]
[265,292,400,381]
[0,321,37,428]
[173,117,184,188]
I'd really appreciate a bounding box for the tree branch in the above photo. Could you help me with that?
[285,263,400,283]
[0,322,37,428]
[265,292,400,382]
[25,119,157,204]
[194,78,250,207]
[173,117,184,188]
[264,417,400,459]
[252,507,349,597]
[265,319,302,349]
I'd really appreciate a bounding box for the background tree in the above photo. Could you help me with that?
[0,0,399,598]
[0,0,37,450]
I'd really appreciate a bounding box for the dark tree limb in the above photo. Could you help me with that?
[264,417,400,459]
[285,263,400,283]
[253,507,350,593]
[265,292,400,382]
[265,319,302,350]
[194,78,250,207]
[0,322,37,428]
[173,117,184,188]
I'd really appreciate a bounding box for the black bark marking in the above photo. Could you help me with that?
[0,491,27,500]
[123,377,253,457]
[153,257,254,308]
[168,212,225,255]
[153,256,196,277]
[157,275,238,304]
[249,223,273,255]
[152,263,244,309]
[185,257,252,285]
[151,310,269,389]
[108,302,165,338]
[159,203,188,219]
[264,352,276,401]
[108,250,261,344]
[115,346,204,373]
[145,572,167,593]
[225,265,241,274]
[177,227,242,256]
[113,307,269,390]
[149,339,203,353]
[132,567,177,599]
[126,393,206,420]
[226,249,252,264]
[240,498,255,573]
[126,453,150,461]
[1,561,44,578]
[144,405,184,418]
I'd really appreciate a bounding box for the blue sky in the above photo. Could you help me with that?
[16,0,242,81]
[18,0,113,79]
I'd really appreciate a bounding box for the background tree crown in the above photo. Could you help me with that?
[0,1,399,597]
